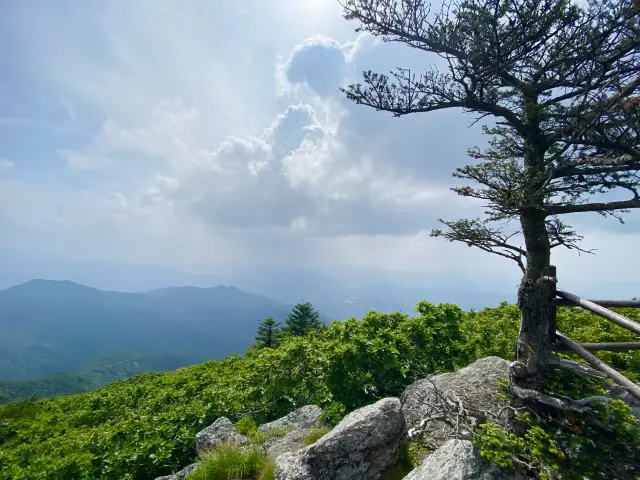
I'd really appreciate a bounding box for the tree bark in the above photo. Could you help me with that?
[516,210,554,390]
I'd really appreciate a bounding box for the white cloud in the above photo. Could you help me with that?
[0,158,14,174]
[0,0,637,297]
[155,174,180,191]
[60,150,112,172]
[58,100,205,174]
[150,99,463,237]
[277,35,350,97]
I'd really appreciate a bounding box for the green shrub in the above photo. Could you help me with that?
[473,397,640,479]
[542,366,610,399]
[0,301,637,480]
[474,419,561,479]
[186,443,267,480]
[0,397,39,419]
[235,416,258,435]
[462,302,640,382]
[404,435,431,467]
[319,401,345,427]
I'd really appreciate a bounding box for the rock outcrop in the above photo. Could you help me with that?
[401,356,511,450]
[274,397,405,480]
[259,405,324,461]
[403,439,521,480]
[157,357,631,480]
[195,416,249,452]
[154,463,198,480]
[259,405,323,434]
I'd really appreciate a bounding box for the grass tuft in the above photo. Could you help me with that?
[302,426,331,446]
[187,442,267,480]
[259,460,276,480]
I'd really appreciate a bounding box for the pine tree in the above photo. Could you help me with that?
[254,317,282,349]
[285,301,323,336]
[340,0,639,391]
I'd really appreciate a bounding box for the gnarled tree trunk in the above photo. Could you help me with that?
[516,210,555,390]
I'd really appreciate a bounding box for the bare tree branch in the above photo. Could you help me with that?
[430,218,526,272]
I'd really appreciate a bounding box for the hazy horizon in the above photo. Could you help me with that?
[1,0,638,309]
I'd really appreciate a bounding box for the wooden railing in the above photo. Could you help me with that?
[544,265,640,400]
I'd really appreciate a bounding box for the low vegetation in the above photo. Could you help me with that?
[383,440,426,480]
[185,443,271,480]
[0,301,638,480]
[301,426,331,447]
[233,417,289,446]
[473,373,640,479]
[0,353,187,404]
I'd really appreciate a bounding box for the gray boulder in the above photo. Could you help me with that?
[195,417,249,452]
[401,357,511,449]
[404,439,520,480]
[154,463,198,480]
[259,405,323,434]
[274,397,405,480]
[259,405,324,460]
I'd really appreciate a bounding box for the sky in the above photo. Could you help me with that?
[1,0,638,299]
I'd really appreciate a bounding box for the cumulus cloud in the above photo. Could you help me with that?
[1,0,637,294]
[278,35,350,97]
[150,33,483,239]
[279,32,490,184]
[262,104,326,157]
[154,99,467,237]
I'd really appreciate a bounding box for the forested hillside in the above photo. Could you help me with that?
[1,301,637,480]
[0,353,187,404]
[0,280,294,381]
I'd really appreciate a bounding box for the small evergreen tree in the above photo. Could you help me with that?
[254,317,281,349]
[285,301,323,336]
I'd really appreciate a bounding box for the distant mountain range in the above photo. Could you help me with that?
[143,285,285,309]
[0,258,517,402]
[0,279,297,382]
[0,251,518,320]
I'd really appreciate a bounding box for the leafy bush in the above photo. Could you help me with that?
[319,401,346,427]
[0,300,637,480]
[474,386,640,480]
[234,416,258,435]
[556,306,640,382]
[474,419,562,479]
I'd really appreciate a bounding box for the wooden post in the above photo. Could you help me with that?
[556,331,640,401]
[545,265,557,344]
